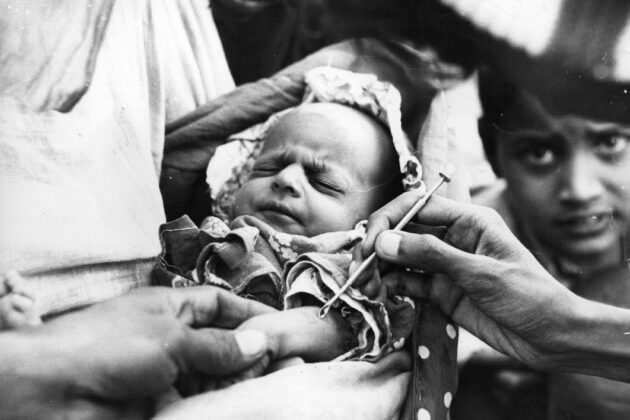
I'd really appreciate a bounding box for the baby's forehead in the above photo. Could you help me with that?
[293,102,369,118]
[258,102,399,185]
[264,102,388,147]
[282,102,379,130]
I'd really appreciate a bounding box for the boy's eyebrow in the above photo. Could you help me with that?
[583,122,630,136]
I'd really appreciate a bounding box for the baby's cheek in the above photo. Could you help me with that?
[325,201,364,229]
[232,184,255,217]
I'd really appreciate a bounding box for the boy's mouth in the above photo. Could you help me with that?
[553,210,614,237]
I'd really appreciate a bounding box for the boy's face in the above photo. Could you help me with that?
[492,92,630,260]
[233,103,399,237]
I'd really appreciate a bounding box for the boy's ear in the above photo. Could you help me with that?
[477,117,502,177]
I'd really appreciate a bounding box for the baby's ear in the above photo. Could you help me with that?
[477,117,502,177]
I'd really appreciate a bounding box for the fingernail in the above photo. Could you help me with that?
[378,232,401,258]
[235,330,267,357]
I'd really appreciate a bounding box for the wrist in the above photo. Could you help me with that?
[538,293,590,370]
[545,295,630,381]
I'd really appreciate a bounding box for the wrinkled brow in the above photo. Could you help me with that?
[267,148,329,174]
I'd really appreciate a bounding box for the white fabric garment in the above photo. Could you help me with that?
[156,351,411,420]
[0,0,234,315]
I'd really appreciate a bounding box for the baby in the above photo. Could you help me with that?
[154,99,417,376]
[233,102,401,238]
[231,101,405,359]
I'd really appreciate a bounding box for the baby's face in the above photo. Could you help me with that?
[233,103,399,237]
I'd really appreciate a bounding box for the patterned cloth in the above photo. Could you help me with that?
[153,214,415,362]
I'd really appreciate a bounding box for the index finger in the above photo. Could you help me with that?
[362,192,473,258]
[410,195,479,227]
[165,287,277,328]
[361,189,425,258]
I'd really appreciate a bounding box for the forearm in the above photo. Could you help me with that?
[544,296,630,382]
[238,307,354,361]
[0,330,73,417]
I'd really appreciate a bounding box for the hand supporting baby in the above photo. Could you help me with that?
[197,305,356,391]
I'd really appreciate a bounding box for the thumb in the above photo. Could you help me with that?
[374,230,475,278]
[181,328,269,377]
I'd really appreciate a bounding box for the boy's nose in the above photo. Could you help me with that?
[558,152,605,205]
[271,164,304,197]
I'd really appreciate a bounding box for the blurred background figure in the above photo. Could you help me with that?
[433,1,630,419]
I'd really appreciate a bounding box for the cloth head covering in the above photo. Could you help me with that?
[441,0,630,123]
[207,66,424,221]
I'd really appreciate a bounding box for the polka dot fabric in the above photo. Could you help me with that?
[396,99,467,419]
[400,303,458,420]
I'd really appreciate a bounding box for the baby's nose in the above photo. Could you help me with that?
[271,164,304,197]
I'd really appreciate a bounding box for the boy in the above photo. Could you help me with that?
[476,66,630,420]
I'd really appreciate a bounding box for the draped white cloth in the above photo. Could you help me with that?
[0,0,234,315]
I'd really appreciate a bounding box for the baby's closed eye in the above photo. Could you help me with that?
[309,176,344,195]
[251,162,281,176]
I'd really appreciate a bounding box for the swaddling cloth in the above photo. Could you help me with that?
[153,214,415,361]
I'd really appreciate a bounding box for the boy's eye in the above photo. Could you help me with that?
[520,145,557,167]
[593,134,628,157]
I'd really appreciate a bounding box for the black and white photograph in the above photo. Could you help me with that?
[0,1,629,419]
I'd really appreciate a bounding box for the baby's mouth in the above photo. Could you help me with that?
[257,202,301,224]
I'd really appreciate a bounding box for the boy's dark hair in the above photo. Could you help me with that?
[477,66,524,176]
